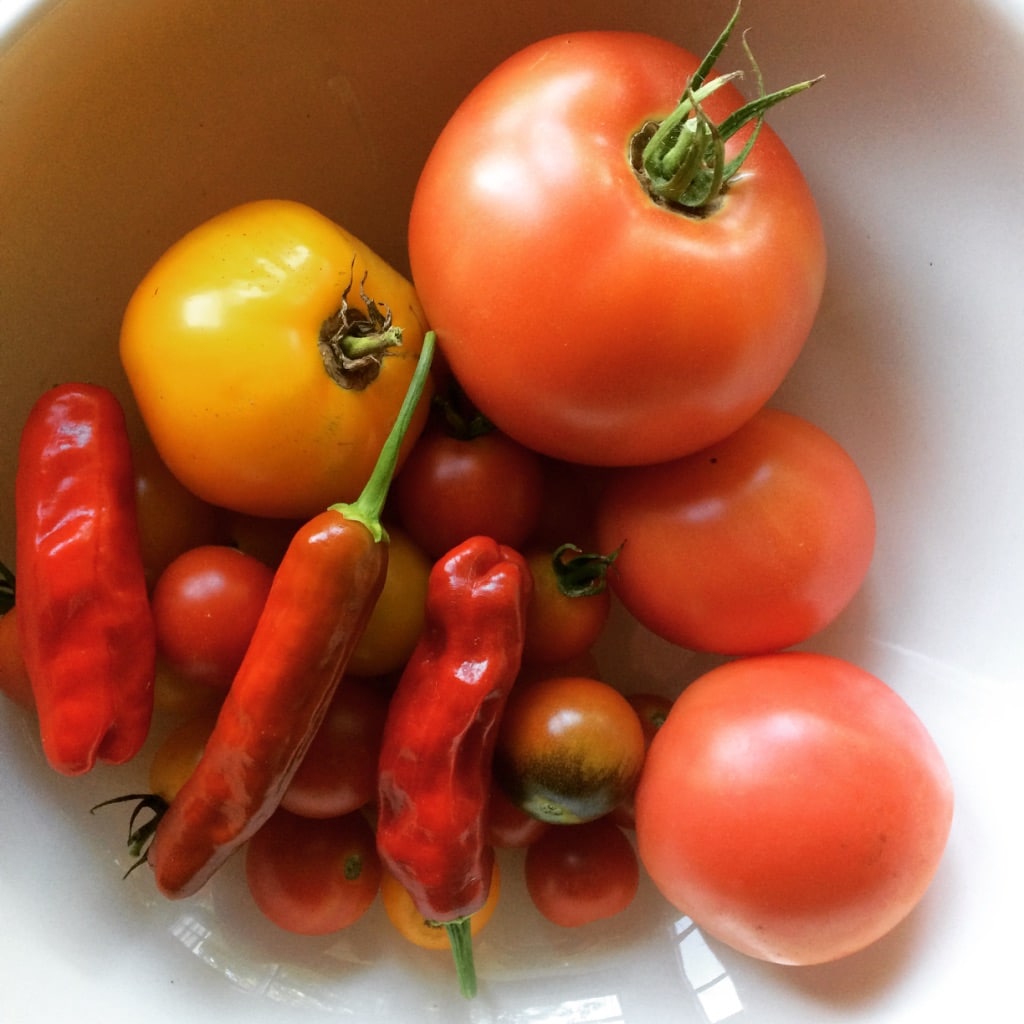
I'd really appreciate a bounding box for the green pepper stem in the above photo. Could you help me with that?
[444,918,478,999]
[329,331,435,541]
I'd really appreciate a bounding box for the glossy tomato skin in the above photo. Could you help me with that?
[635,653,954,965]
[596,408,875,654]
[280,676,389,819]
[525,816,639,927]
[408,32,825,466]
[494,675,646,824]
[390,425,544,558]
[0,608,34,710]
[245,809,381,936]
[121,200,432,518]
[151,545,274,690]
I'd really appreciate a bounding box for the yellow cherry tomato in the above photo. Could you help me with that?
[120,200,433,519]
[379,859,501,951]
[347,524,432,677]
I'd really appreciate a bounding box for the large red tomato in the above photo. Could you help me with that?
[408,28,825,465]
[635,653,954,965]
[595,407,876,654]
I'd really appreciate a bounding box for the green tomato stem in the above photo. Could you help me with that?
[634,1,822,211]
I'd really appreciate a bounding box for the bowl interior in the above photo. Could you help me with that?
[2,1,1023,1021]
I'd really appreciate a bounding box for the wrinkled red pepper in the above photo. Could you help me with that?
[376,536,532,998]
[142,333,436,899]
[14,383,155,775]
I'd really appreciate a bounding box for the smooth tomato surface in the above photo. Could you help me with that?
[151,545,274,690]
[121,200,432,518]
[635,653,954,965]
[0,608,34,710]
[390,425,544,558]
[494,675,646,824]
[408,32,825,465]
[525,816,639,927]
[280,676,389,819]
[245,809,381,936]
[596,408,875,654]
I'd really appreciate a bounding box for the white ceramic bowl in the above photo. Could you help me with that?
[2,1,1022,1021]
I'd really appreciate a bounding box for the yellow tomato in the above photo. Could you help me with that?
[379,860,501,952]
[347,524,432,677]
[120,200,433,519]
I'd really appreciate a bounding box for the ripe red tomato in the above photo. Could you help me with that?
[596,408,875,654]
[635,653,954,965]
[151,545,274,690]
[391,423,544,558]
[280,676,389,819]
[610,692,674,829]
[525,816,640,928]
[486,784,550,848]
[408,29,825,466]
[245,809,381,936]
[494,675,646,824]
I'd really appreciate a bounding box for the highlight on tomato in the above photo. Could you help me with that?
[245,809,381,936]
[635,652,954,965]
[596,407,876,655]
[151,545,274,691]
[408,13,825,467]
[525,816,640,928]
[494,675,646,824]
[120,199,433,519]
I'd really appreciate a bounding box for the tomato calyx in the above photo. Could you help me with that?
[0,560,15,615]
[631,2,822,213]
[318,265,405,391]
[551,543,618,598]
[91,792,169,877]
[433,378,494,440]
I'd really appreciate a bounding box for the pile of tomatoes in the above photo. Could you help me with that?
[1,15,953,986]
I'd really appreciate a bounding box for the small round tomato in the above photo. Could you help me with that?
[280,677,389,819]
[151,659,225,718]
[486,784,550,848]
[148,713,218,802]
[522,546,613,667]
[120,200,433,519]
[151,545,274,690]
[379,859,501,951]
[132,439,222,588]
[245,809,381,936]
[408,29,825,466]
[391,422,544,558]
[0,607,34,710]
[596,408,876,655]
[347,525,431,677]
[494,675,646,824]
[635,653,954,965]
[525,816,639,927]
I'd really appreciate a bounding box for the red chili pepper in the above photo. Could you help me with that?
[376,536,532,998]
[142,332,436,899]
[14,383,155,775]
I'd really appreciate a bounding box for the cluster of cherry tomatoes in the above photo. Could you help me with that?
[1,13,955,982]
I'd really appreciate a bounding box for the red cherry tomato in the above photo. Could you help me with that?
[0,607,34,710]
[280,676,389,819]
[486,784,550,848]
[245,809,381,936]
[151,545,274,690]
[525,816,640,927]
[391,423,544,558]
[635,652,954,965]
[596,408,875,654]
